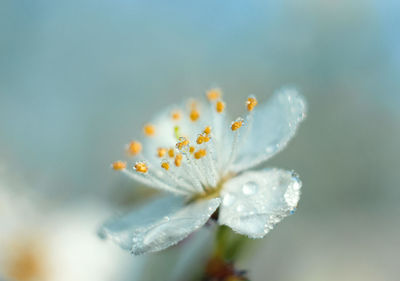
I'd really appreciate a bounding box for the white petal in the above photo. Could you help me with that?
[98,196,221,255]
[232,88,306,172]
[218,169,301,238]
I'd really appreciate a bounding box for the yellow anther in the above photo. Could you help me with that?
[174,154,183,167]
[134,162,148,173]
[143,124,155,136]
[246,97,258,111]
[197,133,210,144]
[161,161,170,171]
[196,135,204,144]
[189,146,195,154]
[168,148,175,158]
[112,161,126,170]
[203,126,211,135]
[157,147,167,158]
[216,100,225,113]
[206,88,222,101]
[127,141,142,156]
[231,120,243,131]
[172,110,182,121]
[176,137,189,150]
[190,109,200,122]
[194,149,207,159]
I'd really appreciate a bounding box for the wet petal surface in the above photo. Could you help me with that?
[98,196,220,255]
[219,169,301,238]
[232,88,306,172]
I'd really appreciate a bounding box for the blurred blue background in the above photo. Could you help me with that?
[0,0,399,280]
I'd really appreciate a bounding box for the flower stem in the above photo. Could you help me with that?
[201,225,250,281]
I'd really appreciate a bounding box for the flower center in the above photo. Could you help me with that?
[188,172,234,203]
[111,90,258,198]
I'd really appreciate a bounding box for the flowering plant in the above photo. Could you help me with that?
[99,87,306,278]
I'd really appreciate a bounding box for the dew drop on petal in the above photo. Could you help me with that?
[236,204,244,212]
[291,171,301,190]
[266,146,274,153]
[223,193,236,207]
[242,181,258,195]
[292,181,301,191]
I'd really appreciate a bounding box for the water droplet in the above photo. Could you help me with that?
[266,146,274,154]
[242,181,258,195]
[223,194,236,207]
[291,172,301,190]
[236,204,244,212]
[292,181,301,190]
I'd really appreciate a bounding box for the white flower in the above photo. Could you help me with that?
[99,87,306,255]
[0,187,134,281]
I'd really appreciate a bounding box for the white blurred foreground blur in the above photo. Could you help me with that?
[0,179,142,281]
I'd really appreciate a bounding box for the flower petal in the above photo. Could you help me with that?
[232,88,306,172]
[98,196,221,255]
[218,169,301,238]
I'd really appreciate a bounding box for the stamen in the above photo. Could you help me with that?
[143,124,155,136]
[160,160,198,193]
[204,138,220,185]
[206,88,222,101]
[189,146,195,154]
[196,134,210,145]
[178,159,204,193]
[238,95,258,156]
[157,147,167,158]
[134,162,148,173]
[203,151,218,187]
[112,161,126,170]
[231,119,243,131]
[203,126,211,135]
[168,148,175,158]
[161,161,170,171]
[196,135,204,145]
[216,100,225,113]
[127,141,142,156]
[174,154,183,167]
[190,109,200,122]
[226,117,244,172]
[209,101,227,171]
[171,110,182,121]
[183,152,208,190]
[123,167,189,195]
[176,137,189,150]
[194,149,207,159]
[246,96,258,111]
